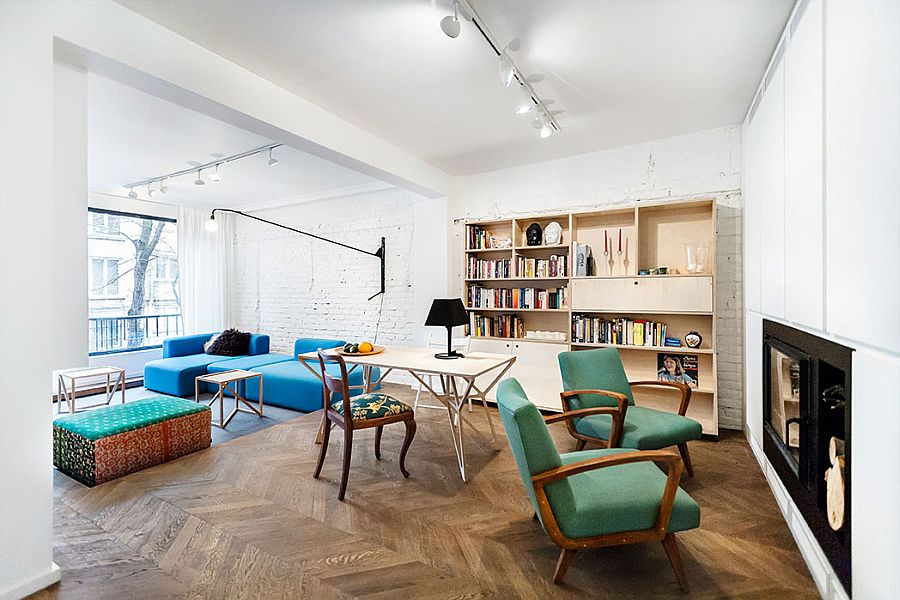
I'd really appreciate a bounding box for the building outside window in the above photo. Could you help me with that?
[87,208,182,354]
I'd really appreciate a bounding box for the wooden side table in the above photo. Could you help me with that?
[56,366,126,414]
[194,369,264,428]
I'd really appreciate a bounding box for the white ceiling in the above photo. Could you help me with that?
[88,74,383,208]
[117,0,794,176]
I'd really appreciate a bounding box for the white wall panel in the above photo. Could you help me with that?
[744,118,762,312]
[743,312,763,445]
[784,0,824,330]
[760,60,786,319]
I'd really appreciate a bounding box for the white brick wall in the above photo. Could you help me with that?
[448,125,745,429]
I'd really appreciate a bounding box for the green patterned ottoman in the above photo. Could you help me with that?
[53,396,211,486]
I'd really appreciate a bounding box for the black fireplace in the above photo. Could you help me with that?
[762,319,852,592]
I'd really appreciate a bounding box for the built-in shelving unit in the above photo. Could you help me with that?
[463,199,718,436]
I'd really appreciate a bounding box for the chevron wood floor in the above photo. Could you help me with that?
[36,383,818,599]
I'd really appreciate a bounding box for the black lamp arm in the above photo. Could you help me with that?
[210,208,386,300]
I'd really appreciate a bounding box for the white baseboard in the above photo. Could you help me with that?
[746,434,848,600]
[0,562,60,600]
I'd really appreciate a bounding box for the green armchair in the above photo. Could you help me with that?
[557,348,703,476]
[497,378,700,589]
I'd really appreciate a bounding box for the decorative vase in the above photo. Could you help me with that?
[684,331,702,349]
[543,221,562,245]
[525,223,543,246]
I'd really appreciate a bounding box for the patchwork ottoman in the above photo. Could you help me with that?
[53,395,211,486]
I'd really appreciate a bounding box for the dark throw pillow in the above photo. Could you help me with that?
[206,328,251,356]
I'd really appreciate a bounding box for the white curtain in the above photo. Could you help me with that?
[177,207,233,334]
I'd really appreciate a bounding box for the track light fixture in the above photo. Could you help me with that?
[122,143,282,198]
[440,1,461,38]
[439,0,560,139]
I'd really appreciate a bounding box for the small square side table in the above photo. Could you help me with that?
[56,366,126,414]
[195,369,264,428]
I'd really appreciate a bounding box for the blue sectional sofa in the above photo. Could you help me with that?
[143,334,377,413]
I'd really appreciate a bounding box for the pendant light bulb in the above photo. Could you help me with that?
[194,170,205,185]
[499,55,515,87]
[267,147,279,167]
[440,1,460,38]
[127,187,137,199]
[204,213,219,233]
[210,164,221,182]
[515,87,534,115]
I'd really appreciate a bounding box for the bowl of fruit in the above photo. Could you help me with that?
[338,341,384,356]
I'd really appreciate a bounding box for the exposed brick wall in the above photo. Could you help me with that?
[231,189,418,357]
[448,126,744,429]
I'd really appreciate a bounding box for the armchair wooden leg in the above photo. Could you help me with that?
[374,425,383,460]
[338,429,353,501]
[661,533,690,593]
[399,419,416,478]
[313,416,331,479]
[575,439,587,452]
[553,548,576,584]
[677,443,695,478]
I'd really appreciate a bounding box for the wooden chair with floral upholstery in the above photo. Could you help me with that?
[314,349,417,501]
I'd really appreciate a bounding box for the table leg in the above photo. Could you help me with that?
[106,373,111,405]
[258,375,264,415]
[219,383,225,427]
[120,371,126,404]
[195,377,199,404]
[70,377,76,414]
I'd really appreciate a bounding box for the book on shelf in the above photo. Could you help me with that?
[469,313,525,339]
[515,254,567,278]
[467,285,568,310]
[657,353,699,388]
[573,242,594,276]
[467,256,511,279]
[467,225,505,250]
[571,314,669,347]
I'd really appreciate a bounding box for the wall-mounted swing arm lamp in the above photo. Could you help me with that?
[206,208,386,301]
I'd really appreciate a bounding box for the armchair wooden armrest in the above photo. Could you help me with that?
[532,450,684,538]
[558,389,628,447]
[629,380,692,416]
[544,406,622,425]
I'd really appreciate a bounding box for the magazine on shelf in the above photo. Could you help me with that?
[657,353,699,389]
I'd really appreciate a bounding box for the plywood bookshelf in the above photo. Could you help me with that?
[463,199,719,436]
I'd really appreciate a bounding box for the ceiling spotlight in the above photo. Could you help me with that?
[515,87,534,115]
[440,1,461,38]
[194,170,205,185]
[204,213,219,233]
[499,54,515,87]
[147,183,155,198]
[539,117,554,139]
[267,147,279,167]
[127,187,137,199]
[159,179,169,194]
[209,164,221,182]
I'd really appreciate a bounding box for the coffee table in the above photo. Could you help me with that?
[194,369,264,428]
[56,366,126,414]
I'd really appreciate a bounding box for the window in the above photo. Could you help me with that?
[87,209,182,355]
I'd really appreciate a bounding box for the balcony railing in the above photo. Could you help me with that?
[89,313,183,355]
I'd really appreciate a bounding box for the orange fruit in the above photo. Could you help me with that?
[358,341,374,353]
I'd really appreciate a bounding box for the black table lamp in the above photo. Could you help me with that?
[425,298,469,359]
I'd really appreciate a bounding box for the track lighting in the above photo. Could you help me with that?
[498,54,515,87]
[267,147,279,167]
[209,164,221,182]
[440,1,461,38]
[194,170,205,185]
[159,179,169,194]
[515,87,533,115]
[539,116,554,139]
[127,187,137,199]
[204,212,219,232]
[147,183,155,197]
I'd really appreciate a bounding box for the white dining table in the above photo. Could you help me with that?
[298,345,516,482]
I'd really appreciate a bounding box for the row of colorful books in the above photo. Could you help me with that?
[571,315,668,346]
[466,256,511,279]
[516,254,568,278]
[467,226,501,250]
[467,286,568,310]
[469,314,525,339]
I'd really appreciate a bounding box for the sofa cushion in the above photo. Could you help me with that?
[207,353,294,373]
[331,393,412,420]
[293,338,345,357]
[574,405,703,450]
[162,333,270,358]
[248,359,378,412]
[206,328,251,356]
[554,448,700,538]
[145,353,246,397]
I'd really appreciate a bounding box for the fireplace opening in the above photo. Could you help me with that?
[762,320,852,592]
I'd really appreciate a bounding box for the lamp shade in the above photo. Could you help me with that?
[425,298,468,328]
